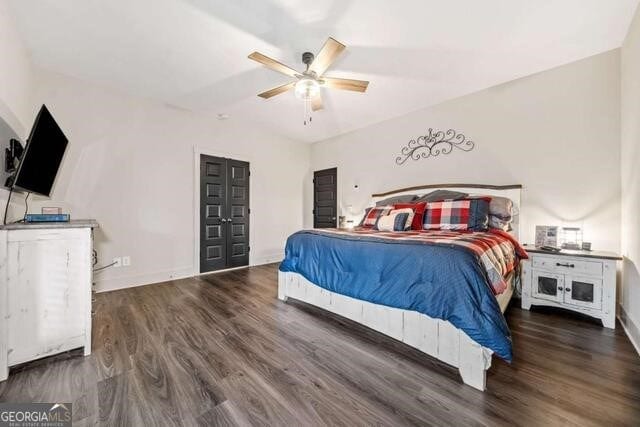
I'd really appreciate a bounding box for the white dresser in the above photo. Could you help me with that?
[521,245,621,328]
[0,220,97,381]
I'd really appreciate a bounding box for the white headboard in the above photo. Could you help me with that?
[371,183,522,240]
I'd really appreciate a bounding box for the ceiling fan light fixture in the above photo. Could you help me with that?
[294,77,320,100]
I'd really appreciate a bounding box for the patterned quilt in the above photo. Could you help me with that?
[318,227,528,295]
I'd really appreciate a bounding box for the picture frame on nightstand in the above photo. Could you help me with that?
[535,225,558,248]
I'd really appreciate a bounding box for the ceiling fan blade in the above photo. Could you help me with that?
[248,52,300,78]
[309,37,346,76]
[322,77,369,92]
[257,82,296,99]
[311,94,323,112]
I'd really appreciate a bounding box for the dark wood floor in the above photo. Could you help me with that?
[1,264,639,426]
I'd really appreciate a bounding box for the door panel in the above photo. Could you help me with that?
[313,168,337,228]
[206,183,223,198]
[226,159,250,268]
[200,155,227,272]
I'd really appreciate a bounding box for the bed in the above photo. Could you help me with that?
[278,184,525,390]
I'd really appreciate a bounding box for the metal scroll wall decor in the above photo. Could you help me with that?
[395,128,475,165]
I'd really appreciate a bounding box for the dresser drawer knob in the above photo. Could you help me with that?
[556,262,575,268]
[565,288,571,292]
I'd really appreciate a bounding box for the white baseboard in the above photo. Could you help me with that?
[94,253,283,293]
[251,251,284,266]
[619,305,640,356]
[94,266,195,293]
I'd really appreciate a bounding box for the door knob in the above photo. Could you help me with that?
[228,218,233,223]
[221,218,227,223]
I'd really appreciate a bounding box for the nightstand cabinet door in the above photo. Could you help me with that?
[532,271,564,303]
[564,275,602,310]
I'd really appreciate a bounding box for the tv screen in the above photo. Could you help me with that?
[13,105,68,197]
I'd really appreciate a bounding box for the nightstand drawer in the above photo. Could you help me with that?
[532,256,602,277]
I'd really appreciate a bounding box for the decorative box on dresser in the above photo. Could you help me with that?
[0,220,98,382]
[521,245,622,328]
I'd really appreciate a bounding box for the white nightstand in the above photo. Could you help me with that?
[521,245,622,329]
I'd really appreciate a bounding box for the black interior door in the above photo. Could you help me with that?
[313,168,337,228]
[200,155,250,273]
[200,155,227,272]
[226,159,250,268]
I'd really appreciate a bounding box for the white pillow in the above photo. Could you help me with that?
[376,214,396,231]
[376,208,414,231]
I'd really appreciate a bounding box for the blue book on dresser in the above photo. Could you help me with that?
[24,214,70,223]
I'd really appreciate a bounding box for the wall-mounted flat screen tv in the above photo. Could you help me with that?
[12,105,68,197]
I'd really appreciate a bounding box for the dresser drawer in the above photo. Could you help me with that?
[532,255,602,277]
[7,228,89,242]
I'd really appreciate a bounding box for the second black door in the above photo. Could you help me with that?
[200,154,250,273]
[313,168,337,228]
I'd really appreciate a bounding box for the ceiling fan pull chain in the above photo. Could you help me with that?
[303,97,312,126]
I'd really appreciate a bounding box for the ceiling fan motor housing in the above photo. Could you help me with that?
[302,52,315,66]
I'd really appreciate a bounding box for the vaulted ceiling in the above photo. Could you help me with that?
[8,0,639,143]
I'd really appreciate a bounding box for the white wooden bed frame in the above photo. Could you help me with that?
[278,184,522,391]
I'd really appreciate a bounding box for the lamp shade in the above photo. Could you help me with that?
[294,77,320,99]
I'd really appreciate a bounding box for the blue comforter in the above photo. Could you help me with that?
[279,230,513,361]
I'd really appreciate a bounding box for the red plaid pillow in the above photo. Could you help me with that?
[393,202,426,230]
[361,205,394,227]
[423,198,490,231]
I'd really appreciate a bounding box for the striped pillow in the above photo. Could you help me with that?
[423,198,490,231]
[358,207,372,226]
[390,208,414,230]
[376,212,411,232]
[361,205,394,227]
[393,202,427,230]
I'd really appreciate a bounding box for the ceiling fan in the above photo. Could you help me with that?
[248,37,369,125]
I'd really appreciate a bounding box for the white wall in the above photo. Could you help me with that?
[0,0,33,135]
[25,68,309,292]
[308,50,621,252]
[0,1,35,229]
[621,5,640,352]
